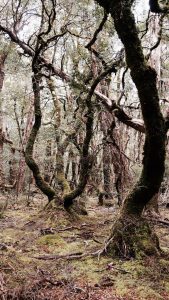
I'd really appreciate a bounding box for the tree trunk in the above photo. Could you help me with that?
[16,97,34,194]
[0,49,9,190]
[25,64,55,202]
[9,148,17,187]
[96,0,166,257]
[47,78,72,200]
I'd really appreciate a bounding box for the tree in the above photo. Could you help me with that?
[95,0,168,257]
[0,0,168,233]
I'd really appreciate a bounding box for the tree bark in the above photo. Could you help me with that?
[95,0,166,257]
[25,69,55,202]
[16,97,34,194]
[0,47,10,190]
[47,78,71,197]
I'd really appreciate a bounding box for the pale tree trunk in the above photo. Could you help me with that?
[100,102,130,206]
[16,97,34,195]
[0,44,12,190]
[109,123,131,206]
[96,0,166,258]
[48,77,91,214]
[44,139,53,183]
[47,78,72,200]
[0,129,4,190]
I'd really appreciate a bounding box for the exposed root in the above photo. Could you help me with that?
[65,200,88,217]
[102,215,161,259]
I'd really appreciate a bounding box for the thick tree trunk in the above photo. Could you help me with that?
[96,0,166,257]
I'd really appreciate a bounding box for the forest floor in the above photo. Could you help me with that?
[1,194,169,300]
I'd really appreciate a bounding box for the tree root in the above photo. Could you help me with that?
[102,215,161,259]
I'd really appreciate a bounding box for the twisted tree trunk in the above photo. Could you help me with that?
[25,67,55,202]
[95,0,166,257]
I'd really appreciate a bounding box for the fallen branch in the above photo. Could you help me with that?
[34,249,101,261]
[150,218,169,226]
[34,252,87,260]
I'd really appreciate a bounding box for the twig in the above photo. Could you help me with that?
[95,263,130,274]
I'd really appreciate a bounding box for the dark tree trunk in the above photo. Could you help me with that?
[9,149,17,187]
[25,67,55,202]
[95,0,166,257]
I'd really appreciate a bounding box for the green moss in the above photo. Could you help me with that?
[165,282,169,293]
[122,260,146,277]
[114,279,129,296]
[37,234,66,246]
[36,233,85,255]
[106,216,160,258]
[136,286,163,300]
[71,257,109,283]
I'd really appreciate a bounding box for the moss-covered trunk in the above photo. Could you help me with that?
[95,0,166,257]
[25,64,55,202]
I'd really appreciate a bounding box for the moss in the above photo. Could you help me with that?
[37,234,66,246]
[71,257,110,283]
[2,202,169,298]
[165,282,169,293]
[36,233,85,256]
[136,286,164,300]
[114,279,130,296]
[105,215,160,258]
[122,260,146,277]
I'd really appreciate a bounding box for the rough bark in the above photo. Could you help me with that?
[44,140,54,183]
[25,69,55,202]
[108,122,130,206]
[0,129,4,190]
[95,0,166,257]
[63,98,94,209]
[9,148,17,187]
[149,0,169,13]
[47,78,71,197]
[145,193,159,215]
[16,97,34,194]
[0,47,11,190]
